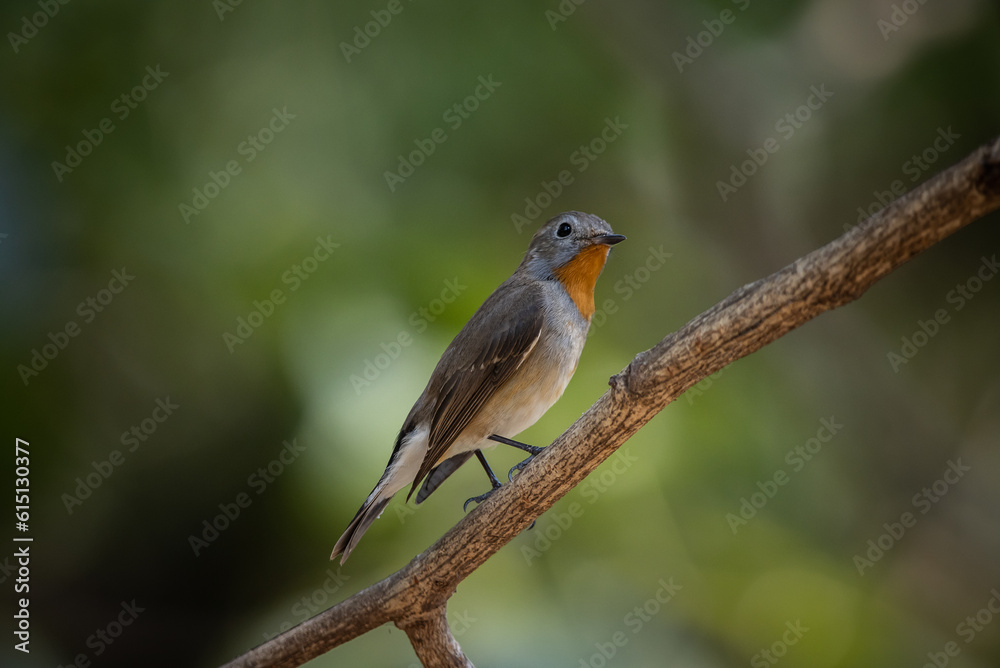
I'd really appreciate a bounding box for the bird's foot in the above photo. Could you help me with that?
[508,455,537,482]
[485,434,543,482]
[463,487,499,513]
[463,488,536,529]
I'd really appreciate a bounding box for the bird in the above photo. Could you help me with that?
[331,211,625,564]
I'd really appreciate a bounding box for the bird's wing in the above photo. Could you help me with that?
[406,286,544,500]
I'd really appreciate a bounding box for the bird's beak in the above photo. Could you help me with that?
[592,233,626,246]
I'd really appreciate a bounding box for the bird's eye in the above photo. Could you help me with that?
[556,222,572,238]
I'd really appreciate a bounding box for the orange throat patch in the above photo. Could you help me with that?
[554,244,611,320]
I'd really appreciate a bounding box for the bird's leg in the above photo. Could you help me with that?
[488,433,544,456]
[463,450,503,512]
[488,434,544,482]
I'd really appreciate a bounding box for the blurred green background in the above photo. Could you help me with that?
[2,0,1000,666]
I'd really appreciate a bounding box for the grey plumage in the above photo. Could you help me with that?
[330,212,623,564]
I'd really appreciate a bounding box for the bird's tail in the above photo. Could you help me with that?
[331,426,426,563]
[330,486,393,564]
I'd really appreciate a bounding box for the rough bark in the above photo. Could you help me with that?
[399,606,474,668]
[221,136,1000,668]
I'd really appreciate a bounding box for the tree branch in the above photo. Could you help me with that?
[399,606,473,668]
[221,136,1000,668]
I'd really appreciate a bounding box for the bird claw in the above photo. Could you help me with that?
[463,489,498,513]
[462,488,536,529]
[508,456,535,482]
